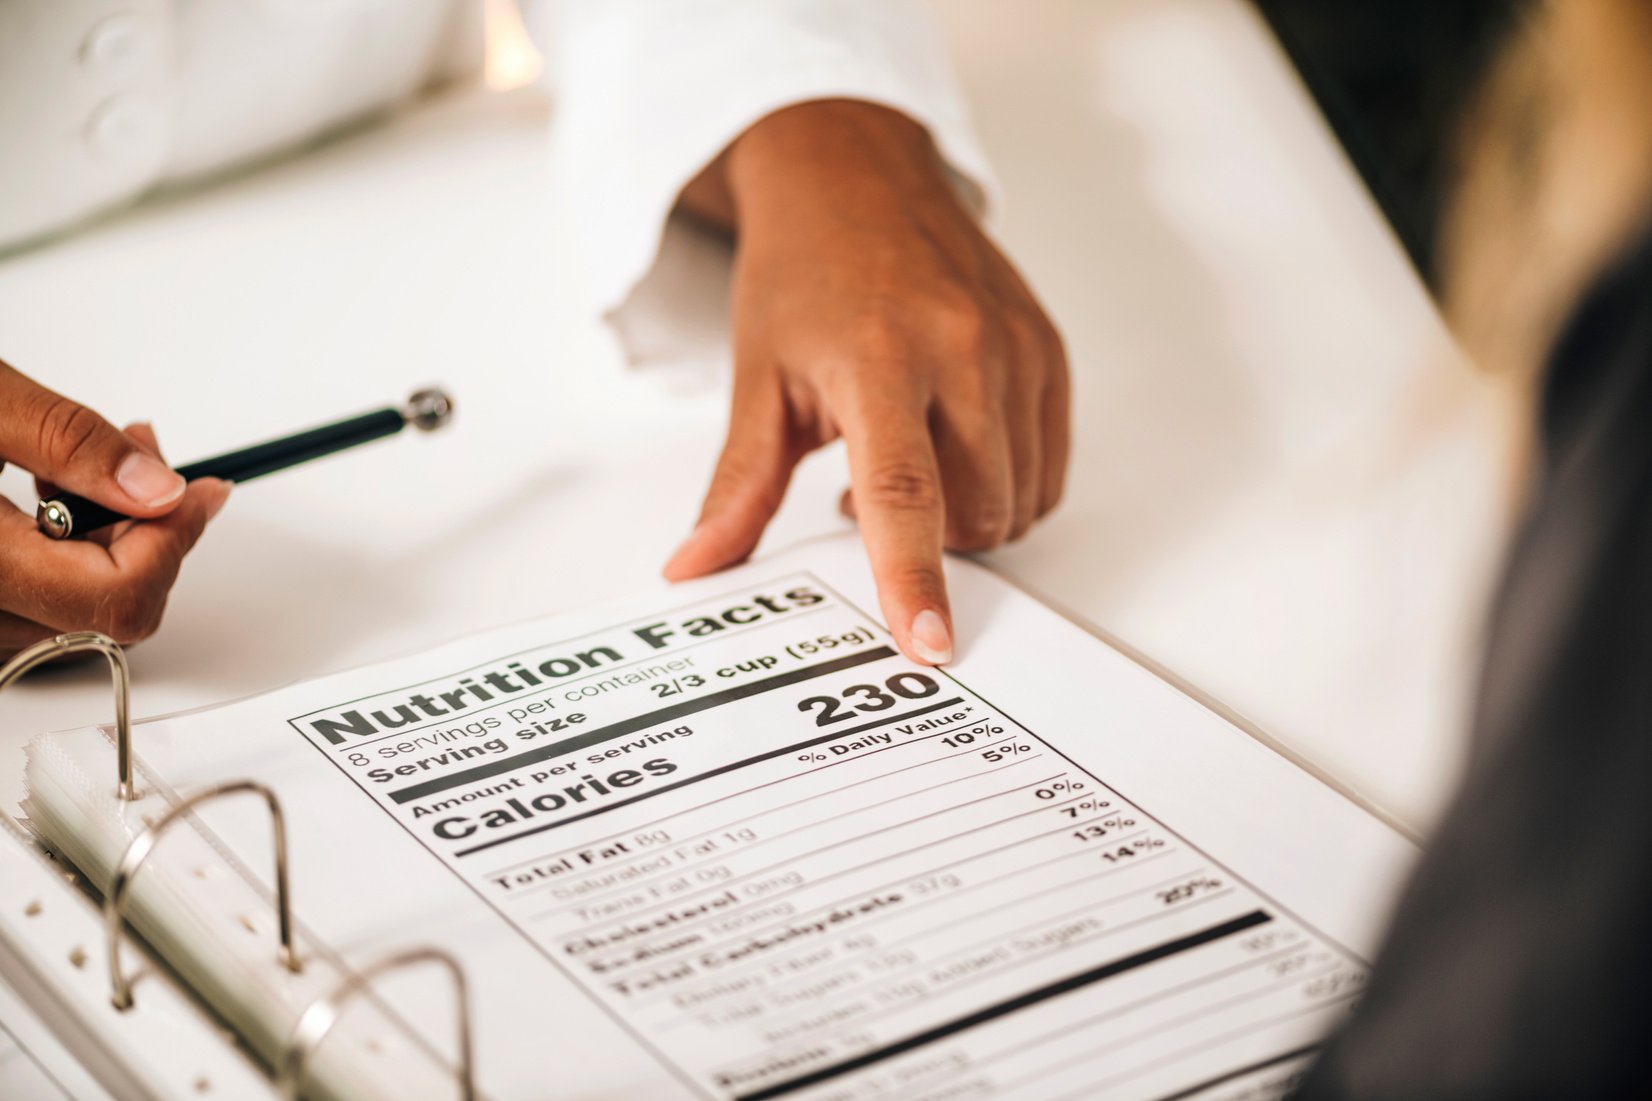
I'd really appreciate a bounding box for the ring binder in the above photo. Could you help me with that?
[2,820,287,1101]
[105,780,301,1010]
[278,946,475,1101]
[0,632,134,798]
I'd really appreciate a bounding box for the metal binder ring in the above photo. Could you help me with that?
[277,947,475,1101]
[0,631,135,799]
[105,780,301,1010]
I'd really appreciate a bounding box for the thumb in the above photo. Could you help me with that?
[34,421,166,504]
[0,364,184,517]
[106,479,232,586]
[664,373,798,581]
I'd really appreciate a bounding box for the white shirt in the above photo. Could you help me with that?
[0,0,992,348]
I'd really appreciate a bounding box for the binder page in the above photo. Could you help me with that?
[96,535,1416,1101]
[0,821,280,1101]
[0,980,108,1101]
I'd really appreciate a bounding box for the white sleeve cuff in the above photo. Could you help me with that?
[538,0,995,366]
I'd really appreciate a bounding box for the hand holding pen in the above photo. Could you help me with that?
[0,357,450,660]
[35,387,453,539]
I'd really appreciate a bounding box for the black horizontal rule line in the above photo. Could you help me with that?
[992,957,1339,1099]
[731,864,1217,1041]
[731,909,1273,1101]
[897,914,1305,1090]
[484,711,996,880]
[389,645,899,805]
[453,696,969,858]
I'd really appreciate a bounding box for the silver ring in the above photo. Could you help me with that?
[0,632,133,798]
[105,779,301,1010]
[278,946,474,1101]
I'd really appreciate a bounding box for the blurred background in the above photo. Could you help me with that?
[0,0,1524,836]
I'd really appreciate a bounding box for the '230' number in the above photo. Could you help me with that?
[797,672,940,726]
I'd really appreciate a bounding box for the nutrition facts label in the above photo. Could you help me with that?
[291,571,1368,1101]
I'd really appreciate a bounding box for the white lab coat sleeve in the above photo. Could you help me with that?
[528,0,996,366]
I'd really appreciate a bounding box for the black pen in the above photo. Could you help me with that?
[36,388,455,539]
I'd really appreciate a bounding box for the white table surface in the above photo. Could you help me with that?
[0,0,1517,837]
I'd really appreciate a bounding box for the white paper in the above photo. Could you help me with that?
[0,980,99,1101]
[35,536,1415,1100]
[0,820,281,1101]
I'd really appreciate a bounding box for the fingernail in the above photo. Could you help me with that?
[909,609,953,665]
[205,480,232,520]
[116,451,185,508]
[663,527,702,579]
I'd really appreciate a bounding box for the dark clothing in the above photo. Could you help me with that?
[1253,1,1526,284]
[1293,222,1652,1100]
[1245,4,1652,1097]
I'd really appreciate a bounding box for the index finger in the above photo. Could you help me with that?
[840,403,953,665]
[0,361,184,517]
